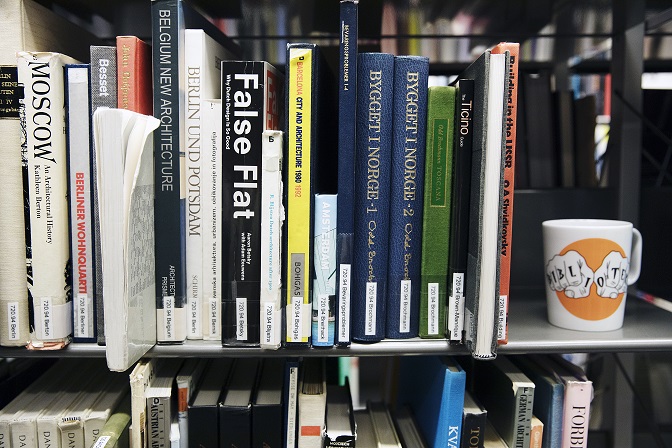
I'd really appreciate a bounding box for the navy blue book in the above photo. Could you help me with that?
[335,0,358,347]
[352,53,394,342]
[386,55,429,339]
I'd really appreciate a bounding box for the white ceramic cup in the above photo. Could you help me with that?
[542,219,642,331]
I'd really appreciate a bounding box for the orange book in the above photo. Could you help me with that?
[491,42,519,345]
[116,36,153,115]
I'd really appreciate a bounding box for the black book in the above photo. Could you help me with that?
[523,71,558,188]
[324,380,356,448]
[461,390,487,448]
[188,359,233,448]
[251,359,285,448]
[219,358,260,448]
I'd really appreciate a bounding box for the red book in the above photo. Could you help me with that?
[116,36,153,115]
[491,42,519,345]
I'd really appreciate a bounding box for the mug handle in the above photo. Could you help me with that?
[627,228,642,285]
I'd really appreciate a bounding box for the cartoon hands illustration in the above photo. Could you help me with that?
[545,251,594,298]
[594,251,629,298]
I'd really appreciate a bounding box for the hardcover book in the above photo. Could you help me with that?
[352,52,394,342]
[284,358,300,448]
[491,42,520,346]
[298,358,327,448]
[386,55,429,339]
[335,0,359,347]
[92,108,159,371]
[312,194,337,347]
[447,79,474,342]
[219,358,260,448]
[188,359,233,448]
[251,359,285,448]
[116,36,152,115]
[18,51,78,349]
[369,402,403,448]
[176,358,208,448]
[419,85,456,339]
[83,377,130,448]
[393,405,428,448]
[461,390,487,448]
[129,359,161,448]
[146,360,184,448]
[324,381,356,448]
[221,60,283,346]
[90,395,131,448]
[65,63,96,343]
[459,50,508,359]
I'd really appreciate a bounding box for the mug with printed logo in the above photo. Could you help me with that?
[542,219,643,331]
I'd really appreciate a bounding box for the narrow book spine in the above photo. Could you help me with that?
[560,382,592,448]
[514,385,535,448]
[116,36,153,116]
[260,130,284,349]
[285,45,317,346]
[65,64,96,342]
[335,0,358,347]
[284,360,300,448]
[151,0,187,343]
[312,194,337,347]
[447,79,474,342]
[386,55,429,339]
[419,86,456,339]
[352,52,394,342]
[148,396,170,448]
[461,412,486,448]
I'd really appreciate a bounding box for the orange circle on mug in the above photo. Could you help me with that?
[555,238,626,321]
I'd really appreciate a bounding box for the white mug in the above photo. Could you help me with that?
[542,219,642,331]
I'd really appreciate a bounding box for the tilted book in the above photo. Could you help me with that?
[312,194,337,347]
[183,29,232,340]
[335,0,359,347]
[222,60,283,346]
[93,108,160,371]
[386,55,429,339]
[491,42,520,345]
[116,36,152,115]
[352,52,394,342]
[419,86,456,339]
[65,64,96,343]
[447,79,474,342]
[260,130,285,349]
[18,51,78,349]
[89,44,118,346]
[459,50,508,359]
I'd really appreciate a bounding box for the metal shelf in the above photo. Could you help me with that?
[2,291,671,358]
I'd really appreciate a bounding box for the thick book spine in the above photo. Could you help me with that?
[352,53,394,342]
[335,0,358,347]
[65,64,96,343]
[200,100,222,341]
[89,45,117,346]
[491,43,519,345]
[260,130,284,349]
[221,61,282,346]
[461,411,486,448]
[311,194,337,347]
[284,45,319,347]
[386,55,429,339]
[560,382,592,448]
[447,79,474,342]
[151,0,187,344]
[219,405,252,448]
[116,36,152,116]
[147,396,171,448]
[0,65,31,347]
[419,86,456,339]
[18,52,77,348]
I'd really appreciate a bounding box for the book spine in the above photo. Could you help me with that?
[117,36,152,116]
[252,403,283,448]
[460,412,486,448]
[219,406,251,448]
[260,130,284,349]
[335,0,358,347]
[530,417,543,448]
[130,361,157,448]
[59,424,85,448]
[386,55,429,339]
[184,31,205,340]
[11,420,37,448]
[447,79,474,342]
[151,0,187,344]
[491,43,519,345]
[221,61,266,346]
[419,86,456,339]
[560,382,592,448]
[200,100,222,341]
[311,194,337,347]
[284,360,300,448]
[284,45,317,346]
[0,65,31,347]
[65,64,96,343]
[17,52,75,347]
[514,385,535,448]
[148,396,170,448]
[187,404,218,448]
[89,45,117,345]
[352,52,394,342]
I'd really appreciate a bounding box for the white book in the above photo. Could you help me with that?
[146,360,184,448]
[83,377,130,447]
[130,359,161,448]
[184,29,230,340]
[175,358,208,448]
[285,360,300,448]
[199,99,222,341]
[65,63,95,341]
[93,108,159,371]
[17,51,78,349]
[260,130,284,349]
[298,358,327,448]
[368,402,402,448]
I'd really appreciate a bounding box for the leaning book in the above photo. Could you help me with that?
[92,108,160,371]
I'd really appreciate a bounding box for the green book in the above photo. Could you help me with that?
[419,86,457,338]
[92,394,131,448]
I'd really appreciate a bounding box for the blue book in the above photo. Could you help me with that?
[312,194,337,347]
[352,53,394,342]
[398,356,466,448]
[386,55,429,339]
[335,0,358,347]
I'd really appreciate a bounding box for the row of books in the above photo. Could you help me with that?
[0,353,593,448]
